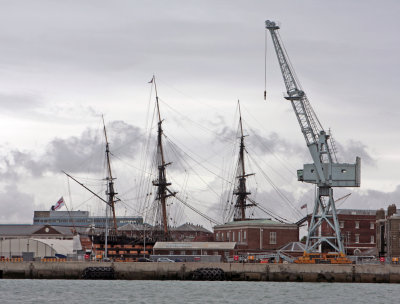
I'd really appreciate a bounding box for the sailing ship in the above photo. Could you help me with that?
[64,77,179,260]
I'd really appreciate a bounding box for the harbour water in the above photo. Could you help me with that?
[2,280,400,304]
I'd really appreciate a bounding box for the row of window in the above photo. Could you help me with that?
[215,231,277,245]
[340,221,375,229]
[350,235,374,244]
[215,230,247,242]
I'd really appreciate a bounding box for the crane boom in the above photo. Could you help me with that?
[265,20,361,255]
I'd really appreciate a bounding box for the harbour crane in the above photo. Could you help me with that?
[265,20,361,257]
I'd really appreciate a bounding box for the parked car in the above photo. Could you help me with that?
[137,257,153,262]
[174,258,184,262]
[157,258,175,262]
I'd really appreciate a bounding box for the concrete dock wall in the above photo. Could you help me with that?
[1,262,400,283]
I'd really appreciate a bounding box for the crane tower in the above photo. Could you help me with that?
[265,20,361,255]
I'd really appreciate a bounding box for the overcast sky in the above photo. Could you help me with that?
[0,0,399,228]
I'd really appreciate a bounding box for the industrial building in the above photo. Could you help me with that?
[33,210,143,228]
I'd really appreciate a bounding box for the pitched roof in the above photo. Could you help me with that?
[118,223,144,231]
[172,223,212,233]
[0,224,74,236]
[0,224,39,235]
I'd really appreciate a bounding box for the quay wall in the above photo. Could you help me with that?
[1,262,400,283]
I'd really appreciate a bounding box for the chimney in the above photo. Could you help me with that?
[376,208,385,220]
[387,204,397,218]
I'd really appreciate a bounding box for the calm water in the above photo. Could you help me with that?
[1,280,399,304]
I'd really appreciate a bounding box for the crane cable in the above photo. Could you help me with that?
[264,29,267,100]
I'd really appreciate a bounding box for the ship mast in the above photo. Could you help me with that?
[102,115,118,232]
[151,76,174,237]
[233,101,255,221]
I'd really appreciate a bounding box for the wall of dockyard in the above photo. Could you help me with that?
[1,262,400,283]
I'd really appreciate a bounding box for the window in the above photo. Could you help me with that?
[203,251,208,255]
[270,232,277,244]
[169,250,174,255]
[180,250,186,255]
[370,235,374,244]
[227,232,230,241]
[214,251,219,256]
[340,221,344,229]
[355,221,360,229]
[355,234,360,243]
[232,232,235,242]
[370,222,374,229]
[244,231,247,240]
[216,232,219,241]
[238,231,241,242]
[192,250,198,255]
[221,232,224,241]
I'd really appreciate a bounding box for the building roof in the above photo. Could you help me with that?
[214,219,297,229]
[0,224,39,235]
[171,223,212,233]
[118,223,145,231]
[336,209,377,216]
[0,224,75,236]
[153,242,236,250]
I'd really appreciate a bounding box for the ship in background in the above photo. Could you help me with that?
[61,76,214,261]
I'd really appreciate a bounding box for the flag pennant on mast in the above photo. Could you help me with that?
[51,197,65,211]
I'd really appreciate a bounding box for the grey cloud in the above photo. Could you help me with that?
[248,129,304,158]
[2,120,145,177]
[49,120,145,173]
[336,140,375,166]
[333,186,400,211]
[212,122,305,158]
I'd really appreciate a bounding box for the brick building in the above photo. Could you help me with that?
[318,209,377,255]
[213,219,298,254]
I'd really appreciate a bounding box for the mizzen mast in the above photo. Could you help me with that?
[102,115,118,232]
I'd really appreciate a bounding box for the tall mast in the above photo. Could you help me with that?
[102,115,118,232]
[233,101,255,221]
[151,76,173,237]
